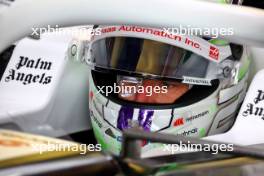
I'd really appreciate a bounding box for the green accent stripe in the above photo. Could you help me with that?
[209,39,229,46]
[238,57,251,81]
[92,123,108,150]
[218,0,228,4]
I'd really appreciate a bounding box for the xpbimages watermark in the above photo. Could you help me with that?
[163,25,234,38]
[31,25,102,37]
[96,83,168,96]
[163,141,234,154]
[31,142,102,155]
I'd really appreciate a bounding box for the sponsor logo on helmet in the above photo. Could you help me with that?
[101,27,116,33]
[180,128,198,136]
[209,46,219,60]
[173,118,185,127]
[92,100,103,117]
[183,76,211,86]
[90,111,103,128]
[186,111,209,122]
[243,89,264,120]
[101,26,182,42]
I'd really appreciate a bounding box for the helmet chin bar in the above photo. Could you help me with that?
[0,0,264,53]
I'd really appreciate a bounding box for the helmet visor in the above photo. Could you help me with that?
[91,37,227,82]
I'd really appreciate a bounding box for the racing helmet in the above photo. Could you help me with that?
[85,25,250,156]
